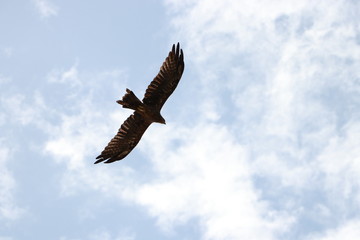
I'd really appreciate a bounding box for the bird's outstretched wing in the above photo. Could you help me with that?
[142,42,185,109]
[95,112,151,164]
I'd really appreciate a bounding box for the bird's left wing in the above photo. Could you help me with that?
[95,112,151,164]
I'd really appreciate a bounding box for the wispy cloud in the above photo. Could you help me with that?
[33,0,58,18]
[1,47,13,57]
[41,64,136,197]
[317,121,360,201]
[0,74,11,85]
[306,220,360,240]
[0,145,24,221]
[130,123,294,239]
[88,230,135,240]
[0,237,13,240]
[60,229,135,240]
[47,62,80,86]
[163,0,360,238]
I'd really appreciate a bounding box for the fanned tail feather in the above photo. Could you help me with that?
[117,88,142,110]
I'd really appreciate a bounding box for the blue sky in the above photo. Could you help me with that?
[1,0,360,239]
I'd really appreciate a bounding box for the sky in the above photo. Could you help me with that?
[1,0,360,239]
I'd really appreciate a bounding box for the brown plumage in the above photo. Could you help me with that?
[95,43,185,164]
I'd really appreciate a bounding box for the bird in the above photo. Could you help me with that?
[95,43,185,164]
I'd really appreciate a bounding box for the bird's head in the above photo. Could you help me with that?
[154,113,166,124]
[157,115,166,125]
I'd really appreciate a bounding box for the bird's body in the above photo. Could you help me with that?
[95,43,184,164]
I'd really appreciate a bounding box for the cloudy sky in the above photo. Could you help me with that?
[1,0,360,239]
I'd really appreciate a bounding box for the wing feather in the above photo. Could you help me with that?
[142,43,185,109]
[94,112,151,164]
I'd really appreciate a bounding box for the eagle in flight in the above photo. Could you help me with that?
[95,43,185,164]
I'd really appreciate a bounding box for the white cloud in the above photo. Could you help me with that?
[0,75,11,127]
[0,144,24,221]
[1,47,12,57]
[164,0,360,238]
[47,62,80,86]
[33,0,58,18]
[42,65,134,195]
[60,230,135,240]
[306,220,360,240]
[88,230,135,240]
[0,74,11,85]
[0,91,53,132]
[44,100,137,197]
[131,123,294,239]
[317,122,360,202]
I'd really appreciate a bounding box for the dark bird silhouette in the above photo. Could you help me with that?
[95,43,185,164]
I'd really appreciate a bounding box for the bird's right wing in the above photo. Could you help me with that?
[142,43,185,109]
[95,112,151,164]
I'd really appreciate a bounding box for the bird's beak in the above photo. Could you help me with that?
[159,115,166,124]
